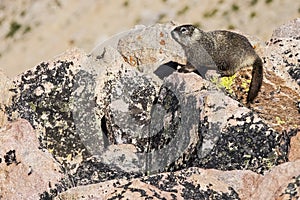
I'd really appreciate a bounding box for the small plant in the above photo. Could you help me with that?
[219,75,236,94]
[203,8,218,18]
[177,5,189,16]
[123,0,129,7]
[23,25,31,34]
[20,10,26,17]
[6,21,21,38]
[250,0,258,6]
[265,0,273,4]
[228,24,235,29]
[231,3,239,11]
[250,11,256,18]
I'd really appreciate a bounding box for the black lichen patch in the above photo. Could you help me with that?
[70,157,142,186]
[141,85,181,152]
[140,168,240,200]
[7,61,85,160]
[142,172,179,193]
[288,66,300,86]
[6,61,119,197]
[280,175,300,199]
[181,182,240,200]
[103,69,157,149]
[39,156,143,199]
[268,37,300,85]
[4,150,18,166]
[195,112,292,174]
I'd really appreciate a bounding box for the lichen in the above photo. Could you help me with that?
[217,74,236,94]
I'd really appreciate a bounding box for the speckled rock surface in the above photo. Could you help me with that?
[251,160,300,200]
[56,162,300,200]
[0,119,62,199]
[272,18,300,39]
[289,131,300,162]
[243,18,300,132]
[0,20,299,199]
[117,23,186,73]
[56,167,251,200]
[0,68,11,127]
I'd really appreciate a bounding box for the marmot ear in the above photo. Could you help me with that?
[192,27,202,40]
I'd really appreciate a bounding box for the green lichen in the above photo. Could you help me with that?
[28,102,36,112]
[241,79,251,92]
[210,74,237,94]
[218,75,236,94]
[275,116,286,125]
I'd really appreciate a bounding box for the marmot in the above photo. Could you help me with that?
[171,24,263,103]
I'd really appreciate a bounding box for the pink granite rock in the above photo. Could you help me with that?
[0,119,62,199]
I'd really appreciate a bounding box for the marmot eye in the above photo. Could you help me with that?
[180,27,188,33]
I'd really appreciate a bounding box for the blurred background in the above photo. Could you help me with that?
[0,0,299,77]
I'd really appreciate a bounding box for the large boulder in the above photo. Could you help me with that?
[1,19,299,199]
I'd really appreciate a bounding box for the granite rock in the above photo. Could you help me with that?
[56,167,251,200]
[55,161,300,200]
[0,119,62,199]
[250,160,300,200]
[0,20,299,199]
[0,68,11,128]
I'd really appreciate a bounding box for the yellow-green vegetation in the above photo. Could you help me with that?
[265,0,273,4]
[250,11,257,18]
[211,74,236,94]
[231,4,239,12]
[6,21,21,38]
[219,75,236,94]
[203,8,218,18]
[227,24,235,30]
[275,116,286,125]
[177,5,189,16]
[29,102,36,112]
[250,0,258,6]
[241,79,251,92]
[23,25,31,34]
[123,0,129,7]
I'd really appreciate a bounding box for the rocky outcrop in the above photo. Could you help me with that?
[0,119,62,199]
[0,19,299,199]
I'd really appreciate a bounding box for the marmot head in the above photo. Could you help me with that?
[171,25,204,47]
